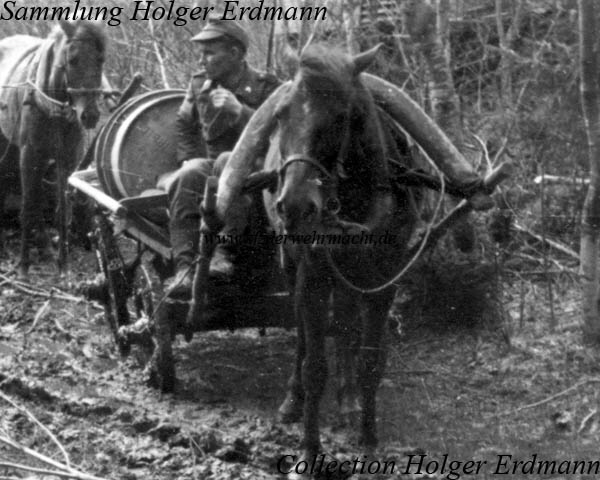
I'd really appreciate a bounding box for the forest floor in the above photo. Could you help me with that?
[0,229,598,480]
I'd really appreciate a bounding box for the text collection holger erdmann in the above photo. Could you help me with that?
[280,453,600,479]
[0,0,328,26]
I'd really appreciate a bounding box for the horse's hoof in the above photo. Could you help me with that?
[277,392,304,424]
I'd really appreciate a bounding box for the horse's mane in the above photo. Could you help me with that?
[49,21,106,54]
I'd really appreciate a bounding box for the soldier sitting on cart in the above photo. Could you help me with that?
[160,16,492,297]
[158,16,281,296]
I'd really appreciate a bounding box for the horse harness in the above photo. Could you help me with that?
[272,94,429,294]
[277,102,354,217]
[23,38,104,124]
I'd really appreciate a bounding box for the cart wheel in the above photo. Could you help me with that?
[90,214,155,357]
[146,300,176,392]
[118,263,156,363]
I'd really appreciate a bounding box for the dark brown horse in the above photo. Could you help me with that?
[0,20,106,279]
[217,44,419,472]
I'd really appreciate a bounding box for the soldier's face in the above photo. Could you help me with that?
[197,41,241,82]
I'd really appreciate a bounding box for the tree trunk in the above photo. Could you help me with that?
[404,0,476,252]
[417,0,464,145]
[342,0,360,54]
[495,0,524,108]
[579,0,600,340]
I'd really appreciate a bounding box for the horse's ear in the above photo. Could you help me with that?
[352,43,383,75]
[58,20,77,38]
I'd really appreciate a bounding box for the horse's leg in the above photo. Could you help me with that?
[279,316,306,423]
[357,290,394,450]
[18,144,44,280]
[55,155,68,277]
[299,259,330,458]
[0,135,16,259]
[333,288,361,422]
[278,254,305,423]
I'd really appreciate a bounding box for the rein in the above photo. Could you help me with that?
[324,146,447,295]
[24,80,77,122]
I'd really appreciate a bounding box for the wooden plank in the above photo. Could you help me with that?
[112,212,171,259]
[68,171,125,215]
[119,191,168,212]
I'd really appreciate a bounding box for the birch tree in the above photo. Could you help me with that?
[579,0,600,340]
[403,0,476,252]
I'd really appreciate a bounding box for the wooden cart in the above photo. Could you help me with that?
[69,89,293,392]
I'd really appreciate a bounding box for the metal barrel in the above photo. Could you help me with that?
[95,89,204,199]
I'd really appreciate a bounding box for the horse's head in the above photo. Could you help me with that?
[51,20,106,129]
[274,44,381,235]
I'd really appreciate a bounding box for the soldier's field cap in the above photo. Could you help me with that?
[191,15,249,50]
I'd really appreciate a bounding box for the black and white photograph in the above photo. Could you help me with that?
[0,1,596,479]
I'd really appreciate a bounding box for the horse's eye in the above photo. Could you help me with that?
[68,56,79,67]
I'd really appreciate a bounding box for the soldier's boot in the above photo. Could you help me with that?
[166,220,199,297]
[208,194,252,281]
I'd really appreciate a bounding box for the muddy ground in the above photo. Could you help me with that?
[0,229,599,480]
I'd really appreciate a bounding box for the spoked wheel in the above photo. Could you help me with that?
[117,262,157,363]
[84,214,155,357]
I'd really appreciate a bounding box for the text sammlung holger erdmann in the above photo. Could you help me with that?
[0,0,327,26]
[277,453,600,479]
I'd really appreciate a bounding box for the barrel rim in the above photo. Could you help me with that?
[95,89,186,200]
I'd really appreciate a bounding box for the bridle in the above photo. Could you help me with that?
[25,37,104,123]
[277,102,353,218]
[59,38,104,104]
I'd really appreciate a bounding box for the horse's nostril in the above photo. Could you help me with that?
[276,199,285,216]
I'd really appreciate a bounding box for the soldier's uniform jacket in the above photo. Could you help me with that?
[176,62,280,163]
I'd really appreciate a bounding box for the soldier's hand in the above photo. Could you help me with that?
[210,87,243,118]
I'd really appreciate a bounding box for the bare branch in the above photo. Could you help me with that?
[0,391,70,467]
[26,300,51,335]
[0,461,83,480]
[148,19,170,89]
[514,221,580,260]
[0,435,107,480]
[0,274,83,303]
[497,378,600,416]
